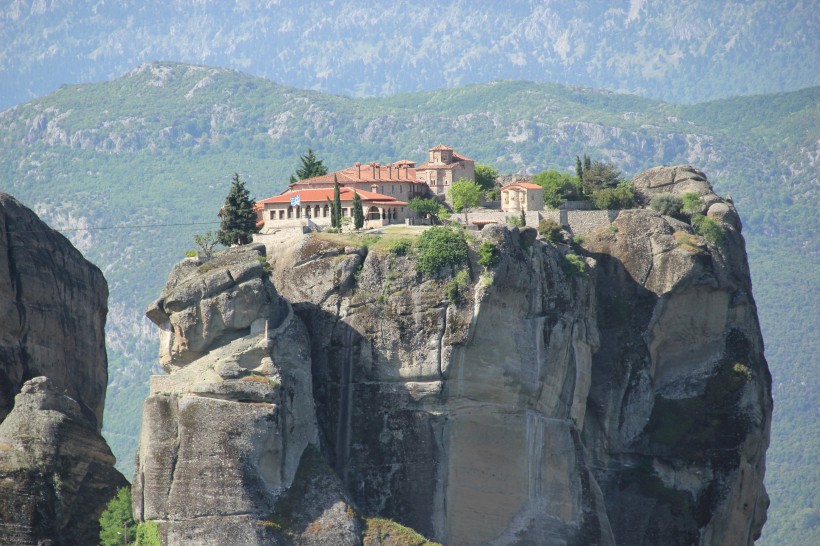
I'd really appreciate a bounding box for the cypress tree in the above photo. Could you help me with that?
[575,155,583,181]
[217,173,258,246]
[332,174,342,229]
[352,191,364,230]
[583,154,591,173]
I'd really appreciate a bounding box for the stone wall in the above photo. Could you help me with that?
[464,209,620,235]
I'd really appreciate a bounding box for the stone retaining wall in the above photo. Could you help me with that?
[465,209,620,234]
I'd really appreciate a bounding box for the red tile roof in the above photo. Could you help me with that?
[291,163,425,187]
[258,187,407,207]
[430,144,453,151]
[502,182,543,191]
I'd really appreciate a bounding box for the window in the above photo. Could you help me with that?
[269,211,275,220]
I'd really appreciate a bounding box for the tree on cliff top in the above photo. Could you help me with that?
[217,173,258,246]
[449,178,482,224]
[290,148,328,183]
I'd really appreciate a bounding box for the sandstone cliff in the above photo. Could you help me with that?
[136,166,770,545]
[0,193,127,545]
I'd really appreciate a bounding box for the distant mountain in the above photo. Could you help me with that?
[2,0,819,110]
[0,63,816,545]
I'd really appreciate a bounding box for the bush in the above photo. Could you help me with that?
[389,239,413,256]
[592,183,635,210]
[538,219,563,243]
[507,215,524,227]
[445,269,470,304]
[135,522,161,546]
[415,227,469,277]
[562,254,588,277]
[681,192,705,216]
[691,214,723,243]
[650,193,684,217]
[99,487,136,546]
[477,241,500,269]
[184,249,198,258]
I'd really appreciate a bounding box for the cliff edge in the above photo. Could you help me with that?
[0,193,127,545]
[136,166,771,545]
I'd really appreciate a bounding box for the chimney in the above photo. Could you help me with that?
[375,162,380,179]
[371,183,379,193]
[388,163,393,179]
[355,162,361,178]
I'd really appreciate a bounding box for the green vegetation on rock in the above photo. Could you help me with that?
[99,487,135,546]
[415,227,469,277]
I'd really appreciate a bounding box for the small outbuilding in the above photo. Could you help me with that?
[500,182,544,212]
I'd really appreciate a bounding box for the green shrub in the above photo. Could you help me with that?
[691,214,723,243]
[591,183,635,210]
[507,215,524,227]
[650,193,684,217]
[681,192,705,216]
[257,255,272,272]
[99,487,136,546]
[537,219,563,243]
[445,269,470,304]
[185,249,198,258]
[477,241,500,269]
[415,227,469,277]
[389,239,413,256]
[135,522,161,546]
[562,254,587,277]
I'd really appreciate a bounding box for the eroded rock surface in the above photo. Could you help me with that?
[0,193,126,545]
[136,166,770,545]
[135,244,359,545]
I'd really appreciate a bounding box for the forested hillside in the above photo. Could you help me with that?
[2,0,819,110]
[0,63,816,544]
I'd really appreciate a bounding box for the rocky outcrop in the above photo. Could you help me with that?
[0,193,127,545]
[136,166,770,545]
[134,244,360,544]
[583,166,770,545]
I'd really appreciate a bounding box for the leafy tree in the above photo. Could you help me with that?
[533,169,581,208]
[352,190,364,229]
[409,197,447,224]
[193,230,218,257]
[449,178,482,223]
[474,164,498,192]
[100,487,136,546]
[591,183,635,210]
[217,173,258,246]
[414,226,469,277]
[294,148,328,181]
[582,160,625,193]
[650,193,684,217]
[135,522,161,546]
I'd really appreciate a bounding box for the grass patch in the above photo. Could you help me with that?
[314,226,426,253]
[562,253,587,277]
[241,374,279,388]
[364,517,442,546]
[673,230,703,253]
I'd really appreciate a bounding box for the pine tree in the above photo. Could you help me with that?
[352,190,364,230]
[217,173,258,246]
[294,148,328,180]
[332,174,342,229]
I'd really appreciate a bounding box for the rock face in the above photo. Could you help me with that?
[134,244,360,545]
[136,166,771,545]
[0,193,127,545]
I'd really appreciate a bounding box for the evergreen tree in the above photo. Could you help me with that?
[332,174,342,229]
[217,173,258,246]
[294,148,328,180]
[99,487,136,546]
[352,190,364,230]
[583,154,591,173]
[575,155,583,181]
